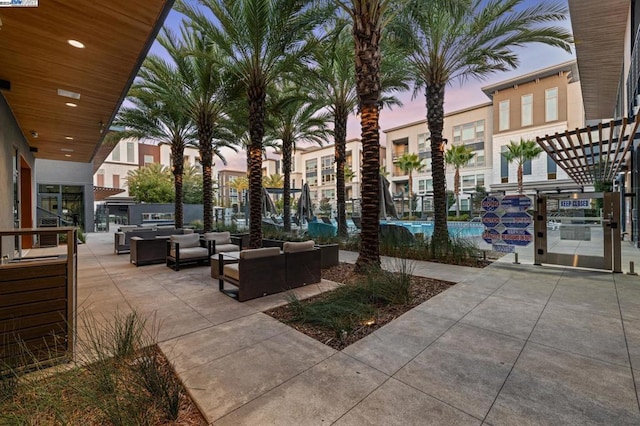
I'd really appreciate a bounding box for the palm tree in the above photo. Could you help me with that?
[306,20,409,238]
[263,174,284,188]
[158,26,235,232]
[502,138,543,193]
[337,0,399,270]
[401,0,572,243]
[178,0,329,248]
[229,176,249,211]
[268,84,328,232]
[445,144,476,216]
[110,56,195,228]
[394,153,426,217]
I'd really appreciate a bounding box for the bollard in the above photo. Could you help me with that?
[628,261,638,276]
[513,252,520,265]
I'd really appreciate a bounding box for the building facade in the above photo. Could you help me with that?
[383,61,584,215]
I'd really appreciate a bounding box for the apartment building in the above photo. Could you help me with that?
[383,60,584,213]
[217,169,246,208]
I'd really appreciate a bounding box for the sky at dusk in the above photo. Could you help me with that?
[150,0,575,171]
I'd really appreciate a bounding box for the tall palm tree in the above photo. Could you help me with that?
[336,0,400,269]
[110,56,195,228]
[401,0,572,243]
[307,20,409,237]
[178,0,330,248]
[502,138,543,193]
[394,152,426,216]
[444,144,476,216]
[268,84,329,232]
[158,26,235,232]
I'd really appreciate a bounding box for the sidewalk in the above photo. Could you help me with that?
[78,233,640,425]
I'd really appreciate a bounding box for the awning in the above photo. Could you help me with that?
[93,186,125,201]
[536,115,640,185]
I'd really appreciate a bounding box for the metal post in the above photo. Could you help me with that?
[513,252,520,265]
[628,261,638,276]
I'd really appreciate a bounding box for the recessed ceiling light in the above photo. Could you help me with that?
[65,102,77,107]
[67,40,85,49]
[65,154,72,157]
[61,148,74,152]
[58,89,81,100]
[65,136,74,140]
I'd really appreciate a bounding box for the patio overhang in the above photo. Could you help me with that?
[93,186,126,201]
[536,114,640,185]
[0,1,174,163]
[567,0,629,120]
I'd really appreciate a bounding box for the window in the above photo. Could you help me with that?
[417,133,430,152]
[111,145,120,161]
[545,87,558,122]
[97,169,105,187]
[144,155,154,166]
[322,189,335,200]
[307,176,318,186]
[499,100,510,131]
[501,146,509,183]
[476,174,485,188]
[523,159,532,175]
[321,155,335,183]
[462,175,476,190]
[113,175,120,189]
[305,159,317,174]
[418,179,433,193]
[451,120,486,168]
[126,141,134,163]
[547,154,557,180]
[521,94,533,126]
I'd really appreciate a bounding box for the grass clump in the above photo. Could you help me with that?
[287,259,414,338]
[0,311,200,425]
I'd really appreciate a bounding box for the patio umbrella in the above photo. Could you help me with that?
[296,182,314,223]
[380,174,399,219]
[261,187,277,217]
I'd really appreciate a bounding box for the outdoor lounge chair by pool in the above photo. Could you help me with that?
[218,247,286,301]
[283,240,321,288]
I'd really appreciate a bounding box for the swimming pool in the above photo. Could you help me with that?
[380,221,485,238]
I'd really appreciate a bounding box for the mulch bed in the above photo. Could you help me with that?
[266,263,455,350]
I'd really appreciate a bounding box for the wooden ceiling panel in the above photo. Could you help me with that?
[0,0,173,163]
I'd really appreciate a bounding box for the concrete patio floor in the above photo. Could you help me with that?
[75,231,640,425]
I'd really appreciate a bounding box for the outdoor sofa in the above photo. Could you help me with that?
[114,226,190,254]
[166,233,211,271]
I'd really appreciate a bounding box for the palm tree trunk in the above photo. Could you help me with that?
[454,167,460,217]
[198,116,214,232]
[408,171,413,216]
[282,136,293,232]
[248,84,266,249]
[335,107,348,238]
[426,83,449,244]
[171,141,185,229]
[353,11,382,271]
[518,164,523,193]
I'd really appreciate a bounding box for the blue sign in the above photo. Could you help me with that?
[482,228,501,244]
[501,194,532,211]
[481,212,501,228]
[501,229,533,246]
[481,196,501,212]
[501,212,533,229]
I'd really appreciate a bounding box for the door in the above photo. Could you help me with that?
[534,192,621,272]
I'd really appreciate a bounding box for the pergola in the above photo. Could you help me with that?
[536,115,640,185]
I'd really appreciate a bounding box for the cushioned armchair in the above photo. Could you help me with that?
[166,233,211,271]
[218,247,286,302]
[283,240,321,288]
[203,231,241,254]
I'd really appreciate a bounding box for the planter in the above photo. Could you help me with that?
[316,243,339,269]
[262,238,285,249]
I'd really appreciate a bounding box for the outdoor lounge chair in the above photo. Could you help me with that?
[283,240,321,288]
[166,233,211,271]
[379,223,416,246]
[203,231,242,254]
[218,247,286,301]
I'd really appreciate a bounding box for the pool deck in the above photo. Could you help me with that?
[68,231,640,424]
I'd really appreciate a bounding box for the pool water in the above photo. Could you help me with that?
[381,221,485,238]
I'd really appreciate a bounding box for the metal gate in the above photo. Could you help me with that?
[534,192,621,272]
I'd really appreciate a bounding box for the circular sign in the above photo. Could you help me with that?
[481,196,501,212]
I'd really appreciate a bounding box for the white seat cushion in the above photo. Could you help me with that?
[171,247,208,259]
[214,243,240,253]
[203,231,232,244]
[224,263,240,280]
[283,240,315,253]
[170,233,200,248]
